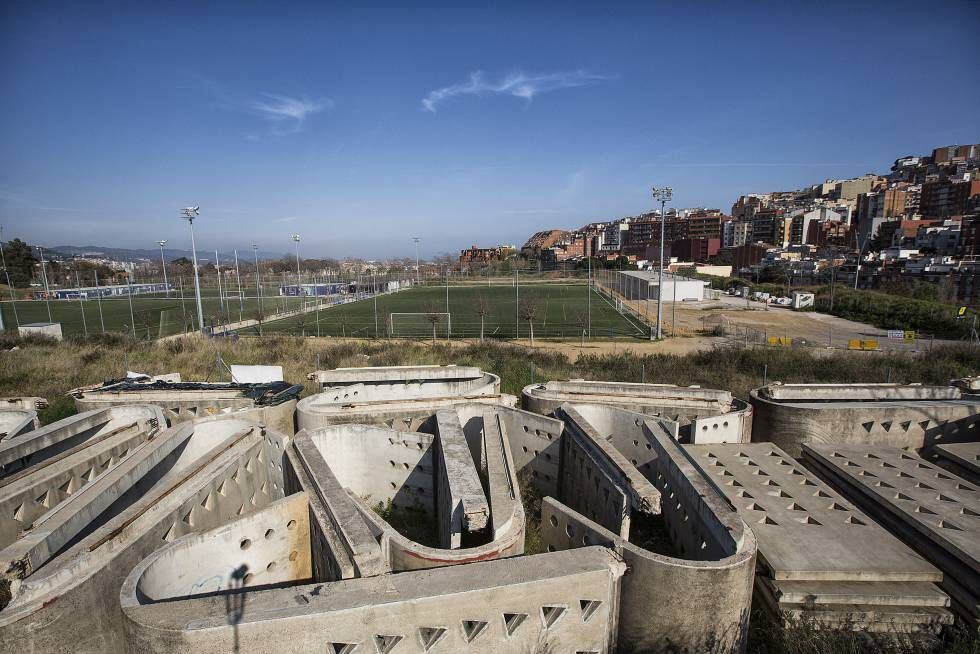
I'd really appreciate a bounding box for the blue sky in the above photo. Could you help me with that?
[1,2,978,259]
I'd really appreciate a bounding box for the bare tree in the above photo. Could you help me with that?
[519,298,541,346]
[473,294,491,341]
[424,302,443,343]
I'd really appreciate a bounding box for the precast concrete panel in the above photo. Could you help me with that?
[540,402,755,653]
[121,546,626,654]
[931,441,980,485]
[689,443,953,631]
[523,380,752,443]
[803,443,980,624]
[750,382,980,456]
[0,416,288,653]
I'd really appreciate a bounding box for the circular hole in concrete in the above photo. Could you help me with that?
[266,561,277,572]
[243,573,253,584]
[289,551,298,562]
[549,515,559,527]
[265,529,275,540]
[523,425,529,433]
[565,524,575,538]
[286,520,297,530]
[240,538,251,550]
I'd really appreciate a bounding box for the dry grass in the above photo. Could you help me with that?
[3,332,979,425]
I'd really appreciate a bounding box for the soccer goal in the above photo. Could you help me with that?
[389,312,452,339]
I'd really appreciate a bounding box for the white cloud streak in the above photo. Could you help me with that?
[252,94,332,134]
[422,70,609,112]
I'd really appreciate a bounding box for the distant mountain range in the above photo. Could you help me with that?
[45,244,285,264]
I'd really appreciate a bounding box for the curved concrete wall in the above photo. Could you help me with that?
[286,407,528,573]
[523,380,752,443]
[122,544,626,653]
[298,366,514,431]
[0,415,288,653]
[0,404,38,442]
[74,387,298,436]
[750,383,980,457]
[544,402,757,653]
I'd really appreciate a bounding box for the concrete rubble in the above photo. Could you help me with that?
[1,366,978,652]
[750,382,980,456]
[802,443,980,625]
[688,443,953,632]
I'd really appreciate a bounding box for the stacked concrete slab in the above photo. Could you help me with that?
[931,442,980,485]
[70,375,302,436]
[523,379,752,443]
[299,365,515,431]
[0,413,288,653]
[750,382,980,456]
[688,443,953,632]
[803,443,980,625]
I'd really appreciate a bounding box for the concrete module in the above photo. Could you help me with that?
[803,444,980,625]
[0,413,289,653]
[0,397,43,441]
[70,375,301,436]
[299,365,515,431]
[687,442,952,632]
[523,380,752,443]
[749,382,980,456]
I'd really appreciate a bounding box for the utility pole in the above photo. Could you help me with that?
[92,269,105,332]
[651,185,673,340]
[36,246,53,322]
[215,249,225,320]
[515,267,520,339]
[413,237,421,286]
[158,240,169,295]
[182,206,206,334]
[252,244,263,319]
[292,234,302,285]
[587,250,592,339]
[234,249,243,321]
[75,267,88,336]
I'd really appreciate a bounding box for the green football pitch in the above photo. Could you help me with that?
[0,291,306,338]
[237,283,647,339]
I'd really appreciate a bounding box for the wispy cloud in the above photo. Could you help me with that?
[422,70,610,112]
[251,94,332,134]
[273,216,300,223]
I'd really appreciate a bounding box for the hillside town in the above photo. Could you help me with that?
[464,143,980,304]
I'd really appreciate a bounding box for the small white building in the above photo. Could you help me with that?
[611,270,708,302]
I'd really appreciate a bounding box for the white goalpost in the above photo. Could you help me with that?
[389,312,452,338]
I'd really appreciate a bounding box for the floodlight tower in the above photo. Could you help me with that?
[413,237,421,285]
[181,206,206,334]
[157,240,169,296]
[252,243,264,316]
[292,234,302,286]
[651,185,673,340]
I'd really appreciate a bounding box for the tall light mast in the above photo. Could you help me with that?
[182,206,206,334]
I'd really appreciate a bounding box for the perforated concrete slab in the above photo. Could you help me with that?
[803,445,980,572]
[932,441,980,484]
[686,443,940,582]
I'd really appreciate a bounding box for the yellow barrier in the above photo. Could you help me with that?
[768,336,791,347]
[847,339,880,351]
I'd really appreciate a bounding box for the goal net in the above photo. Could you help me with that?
[389,312,452,338]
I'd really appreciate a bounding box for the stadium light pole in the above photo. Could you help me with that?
[158,240,169,295]
[36,246,53,322]
[182,206,206,334]
[651,186,673,340]
[413,237,421,286]
[252,244,264,318]
[292,234,302,286]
